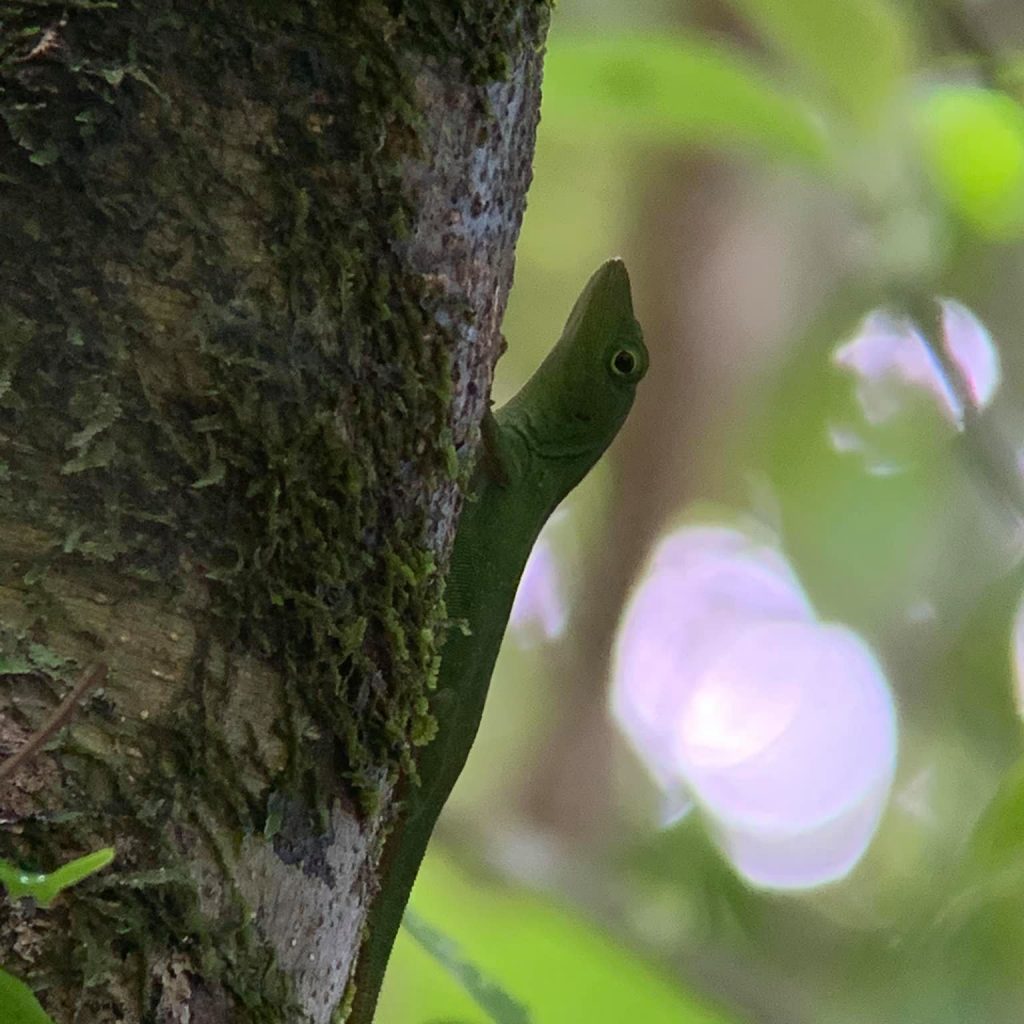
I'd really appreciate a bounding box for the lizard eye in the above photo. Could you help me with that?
[610,347,638,378]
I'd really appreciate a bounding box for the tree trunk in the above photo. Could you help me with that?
[0,3,549,1021]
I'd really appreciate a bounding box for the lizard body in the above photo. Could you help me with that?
[349,259,648,1022]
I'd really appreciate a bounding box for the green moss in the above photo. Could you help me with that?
[0,0,453,792]
[0,627,69,676]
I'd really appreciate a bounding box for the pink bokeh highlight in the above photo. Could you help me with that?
[833,300,999,429]
[830,299,999,473]
[510,521,570,647]
[611,524,898,889]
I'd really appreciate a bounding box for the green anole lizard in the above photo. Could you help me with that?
[348,258,648,1022]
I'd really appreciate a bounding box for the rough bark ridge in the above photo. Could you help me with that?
[0,2,549,1021]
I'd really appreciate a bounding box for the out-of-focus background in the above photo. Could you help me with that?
[381,2,1024,1021]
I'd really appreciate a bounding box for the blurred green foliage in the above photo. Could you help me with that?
[380,853,738,1023]
[726,0,910,121]
[542,35,828,162]
[393,0,1024,1016]
[918,86,1024,237]
[401,908,532,1024]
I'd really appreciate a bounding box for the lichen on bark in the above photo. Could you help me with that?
[0,1,550,1020]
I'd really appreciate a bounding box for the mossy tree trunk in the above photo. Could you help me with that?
[0,3,549,1021]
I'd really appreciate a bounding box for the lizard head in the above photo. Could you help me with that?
[502,258,648,467]
[561,256,648,411]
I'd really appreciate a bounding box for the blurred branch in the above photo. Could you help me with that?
[0,663,107,784]
[403,908,532,1024]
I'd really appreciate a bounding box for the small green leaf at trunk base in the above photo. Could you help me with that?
[0,848,115,907]
[0,968,57,1024]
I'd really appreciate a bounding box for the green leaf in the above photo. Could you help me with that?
[904,753,1024,1009]
[916,86,1024,239]
[0,968,57,1024]
[403,910,531,1024]
[0,656,34,675]
[27,643,67,671]
[961,755,1024,880]
[914,750,1024,937]
[28,143,59,167]
[192,458,226,489]
[725,0,908,122]
[379,851,741,1024]
[0,848,115,908]
[541,33,828,165]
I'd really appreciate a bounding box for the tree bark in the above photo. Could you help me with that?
[0,3,549,1021]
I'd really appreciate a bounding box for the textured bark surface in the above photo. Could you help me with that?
[0,3,549,1021]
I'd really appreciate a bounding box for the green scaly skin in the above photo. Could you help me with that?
[348,259,648,1022]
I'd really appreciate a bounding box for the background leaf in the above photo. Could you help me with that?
[916,86,1024,239]
[541,33,829,164]
[724,0,909,122]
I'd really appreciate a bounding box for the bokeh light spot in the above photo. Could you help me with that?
[830,299,1000,474]
[510,516,570,647]
[680,654,801,769]
[612,523,899,890]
